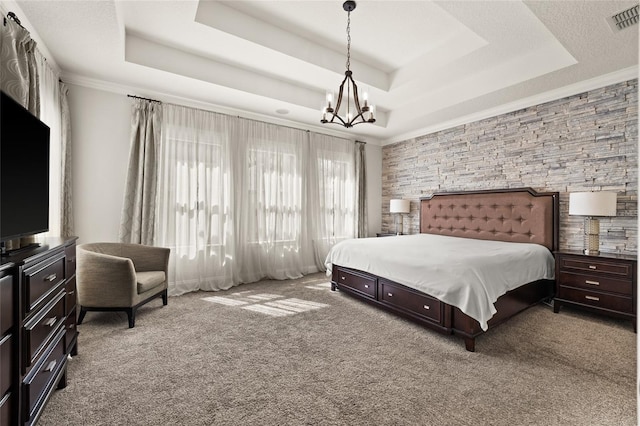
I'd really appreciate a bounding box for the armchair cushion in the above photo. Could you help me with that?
[137,271,166,293]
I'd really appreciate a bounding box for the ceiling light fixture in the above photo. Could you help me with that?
[321,1,375,128]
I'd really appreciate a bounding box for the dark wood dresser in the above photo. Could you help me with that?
[0,236,78,425]
[554,250,637,331]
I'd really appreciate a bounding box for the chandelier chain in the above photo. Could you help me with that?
[346,11,351,71]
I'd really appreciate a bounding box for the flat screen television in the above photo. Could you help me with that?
[0,91,50,245]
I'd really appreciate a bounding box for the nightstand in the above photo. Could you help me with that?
[554,250,636,331]
[376,233,399,237]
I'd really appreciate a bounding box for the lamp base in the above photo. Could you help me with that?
[583,217,601,256]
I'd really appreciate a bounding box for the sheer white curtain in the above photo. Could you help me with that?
[308,132,356,269]
[156,105,235,295]
[232,120,311,282]
[155,103,358,295]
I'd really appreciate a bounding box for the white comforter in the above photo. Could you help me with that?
[324,234,555,331]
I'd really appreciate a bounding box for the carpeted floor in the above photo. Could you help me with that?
[38,273,636,425]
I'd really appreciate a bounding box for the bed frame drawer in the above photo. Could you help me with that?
[378,279,442,323]
[333,267,376,299]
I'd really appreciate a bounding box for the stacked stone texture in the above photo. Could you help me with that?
[382,79,638,255]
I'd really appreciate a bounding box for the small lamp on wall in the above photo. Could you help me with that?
[390,199,410,235]
[569,191,617,255]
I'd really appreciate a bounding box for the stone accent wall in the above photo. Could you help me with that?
[382,79,638,255]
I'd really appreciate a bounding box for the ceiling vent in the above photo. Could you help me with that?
[607,4,639,32]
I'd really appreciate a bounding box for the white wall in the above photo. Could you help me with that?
[69,85,130,244]
[69,84,384,243]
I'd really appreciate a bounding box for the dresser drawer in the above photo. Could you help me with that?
[0,391,12,426]
[65,275,77,315]
[0,334,11,396]
[558,272,632,296]
[557,286,633,314]
[25,252,65,314]
[65,243,76,277]
[0,275,12,336]
[379,279,442,323]
[24,290,66,369]
[65,307,77,350]
[559,256,632,278]
[334,267,376,299]
[23,328,66,422]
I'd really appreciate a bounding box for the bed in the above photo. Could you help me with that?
[326,187,559,351]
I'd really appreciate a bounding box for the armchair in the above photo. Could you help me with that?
[76,243,170,328]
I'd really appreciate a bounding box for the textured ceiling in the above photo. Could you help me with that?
[10,0,640,144]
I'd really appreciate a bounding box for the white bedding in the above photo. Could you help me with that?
[324,234,555,331]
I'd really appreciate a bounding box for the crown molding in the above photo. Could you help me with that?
[382,66,639,146]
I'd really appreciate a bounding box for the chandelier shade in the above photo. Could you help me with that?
[321,1,375,128]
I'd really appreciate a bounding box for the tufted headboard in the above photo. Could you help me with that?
[420,188,559,252]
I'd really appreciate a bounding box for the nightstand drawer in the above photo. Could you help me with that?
[559,257,632,278]
[557,286,633,314]
[334,267,376,299]
[558,272,632,296]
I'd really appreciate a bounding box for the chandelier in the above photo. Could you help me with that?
[321,1,375,128]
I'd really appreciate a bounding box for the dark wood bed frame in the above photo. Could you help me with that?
[330,187,559,351]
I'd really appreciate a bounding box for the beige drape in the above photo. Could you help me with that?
[119,99,162,245]
[0,15,39,114]
[355,141,368,238]
[60,82,73,236]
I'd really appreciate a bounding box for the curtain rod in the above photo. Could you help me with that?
[127,94,361,143]
[127,94,162,103]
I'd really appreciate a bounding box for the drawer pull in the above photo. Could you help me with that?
[44,273,57,282]
[341,276,345,281]
[585,295,600,301]
[43,317,57,327]
[387,292,393,297]
[364,284,369,288]
[588,265,597,270]
[423,305,430,310]
[69,290,75,295]
[44,360,57,373]
[585,280,600,286]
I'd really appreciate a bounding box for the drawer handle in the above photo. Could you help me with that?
[44,360,57,373]
[588,265,597,270]
[43,317,57,327]
[387,292,393,297]
[44,273,57,282]
[423,305,430,310]
[585,280,600,286]
[69,290,75,295]
[341,276,345,281]
[364,284,369,288]
[585,295,600,301]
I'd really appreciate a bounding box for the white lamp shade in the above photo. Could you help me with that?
[390,199,410,214]
[569,192,617,217]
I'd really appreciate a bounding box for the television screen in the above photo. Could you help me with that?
[1,91,50,242]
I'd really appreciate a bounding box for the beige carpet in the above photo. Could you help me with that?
[39,273,636,425]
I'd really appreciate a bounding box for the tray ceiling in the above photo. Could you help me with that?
[12,0,639,144]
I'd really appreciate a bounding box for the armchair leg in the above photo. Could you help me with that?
[126,308,135,328]
[78,307,87,325]
[162,289,168,306]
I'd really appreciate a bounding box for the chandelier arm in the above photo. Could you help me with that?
[332,73,349,120]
